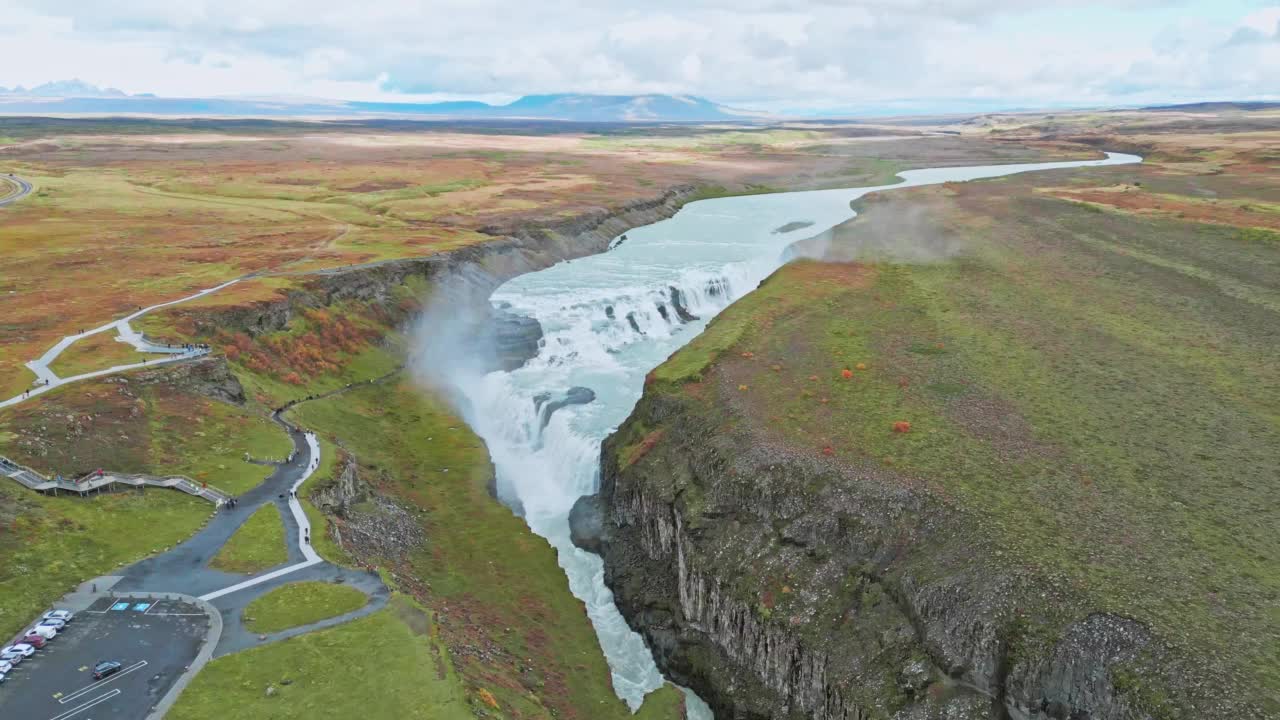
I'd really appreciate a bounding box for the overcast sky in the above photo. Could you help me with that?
[1,1,1277,114]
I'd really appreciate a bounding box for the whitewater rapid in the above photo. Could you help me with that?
[446,152,1141,716]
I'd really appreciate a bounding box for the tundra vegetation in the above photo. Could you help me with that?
[2,110,1274,717]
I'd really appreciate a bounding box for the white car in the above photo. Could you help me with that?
[0,670,6,684]
[0,645,33,663]
[43,610,74,624]
[27,625,56,640]
[0,660,12,673]
[37,618,66,630]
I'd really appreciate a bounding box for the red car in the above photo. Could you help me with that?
[20,634,46,649]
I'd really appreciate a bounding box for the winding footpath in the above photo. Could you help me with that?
[0,173,32,207]
[0,278,240,410]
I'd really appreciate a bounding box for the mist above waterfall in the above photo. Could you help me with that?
[785,202,968,265]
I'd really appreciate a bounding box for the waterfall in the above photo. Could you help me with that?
[418,152,1142,716]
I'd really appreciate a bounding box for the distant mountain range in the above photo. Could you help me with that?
[1142,101,1280,112]
[0,79,130,98]
[0,81,759,122]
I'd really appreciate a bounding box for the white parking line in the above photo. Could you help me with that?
[59,660,147,704]
[49,689,120,720]
[143,612,207,617]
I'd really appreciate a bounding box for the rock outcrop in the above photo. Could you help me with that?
[590,389,1219,720]
[135,356,246,405]
[568,493,608,554]
[533,386,596,430]
[310,451,425,563]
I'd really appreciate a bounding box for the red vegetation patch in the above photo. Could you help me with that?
[219,308,378,382]
[785,260,875,287]
[1052,189,1280,231]
[621,429,667,468]
[892,421,912,433]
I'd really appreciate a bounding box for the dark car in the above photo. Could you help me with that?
[93,660,123,680]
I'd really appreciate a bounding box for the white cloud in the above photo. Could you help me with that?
[0,1,1275,112]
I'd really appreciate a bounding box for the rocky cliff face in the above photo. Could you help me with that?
[588,390,1195,720]
[135,355,246,405]
[309,450,425,563]
[184,186,699,352]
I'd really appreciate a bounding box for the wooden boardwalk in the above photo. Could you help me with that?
[1,455,229,505]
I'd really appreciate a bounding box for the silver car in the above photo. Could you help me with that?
[42,610,75,624]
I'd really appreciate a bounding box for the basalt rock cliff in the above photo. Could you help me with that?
[583,388,1228,720]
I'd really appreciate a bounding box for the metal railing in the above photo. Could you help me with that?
[1,455,228,505]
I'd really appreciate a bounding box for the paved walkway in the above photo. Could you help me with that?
[110,417,388,656]
[0,278,241,410]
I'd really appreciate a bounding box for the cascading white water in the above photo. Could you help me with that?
[441,152,1141,717]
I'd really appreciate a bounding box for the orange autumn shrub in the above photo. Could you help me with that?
[892,421,912,433]
[215,308,378,383]
[841,368,853,379]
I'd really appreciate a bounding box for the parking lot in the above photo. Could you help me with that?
[0,597,208,720]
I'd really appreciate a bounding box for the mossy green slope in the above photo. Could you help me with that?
[287,377,683,719]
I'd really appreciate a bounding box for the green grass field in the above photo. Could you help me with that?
[0,481,208,638]
[243,581,369,634]
[168,596,474,720]
[210,504,288,574]
[146,397,293,496]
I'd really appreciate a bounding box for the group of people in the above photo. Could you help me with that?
[221,496,241,510]
[20,379,51,398]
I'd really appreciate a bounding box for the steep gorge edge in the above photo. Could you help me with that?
[180,184,699,342]
[589,389,1194,720]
